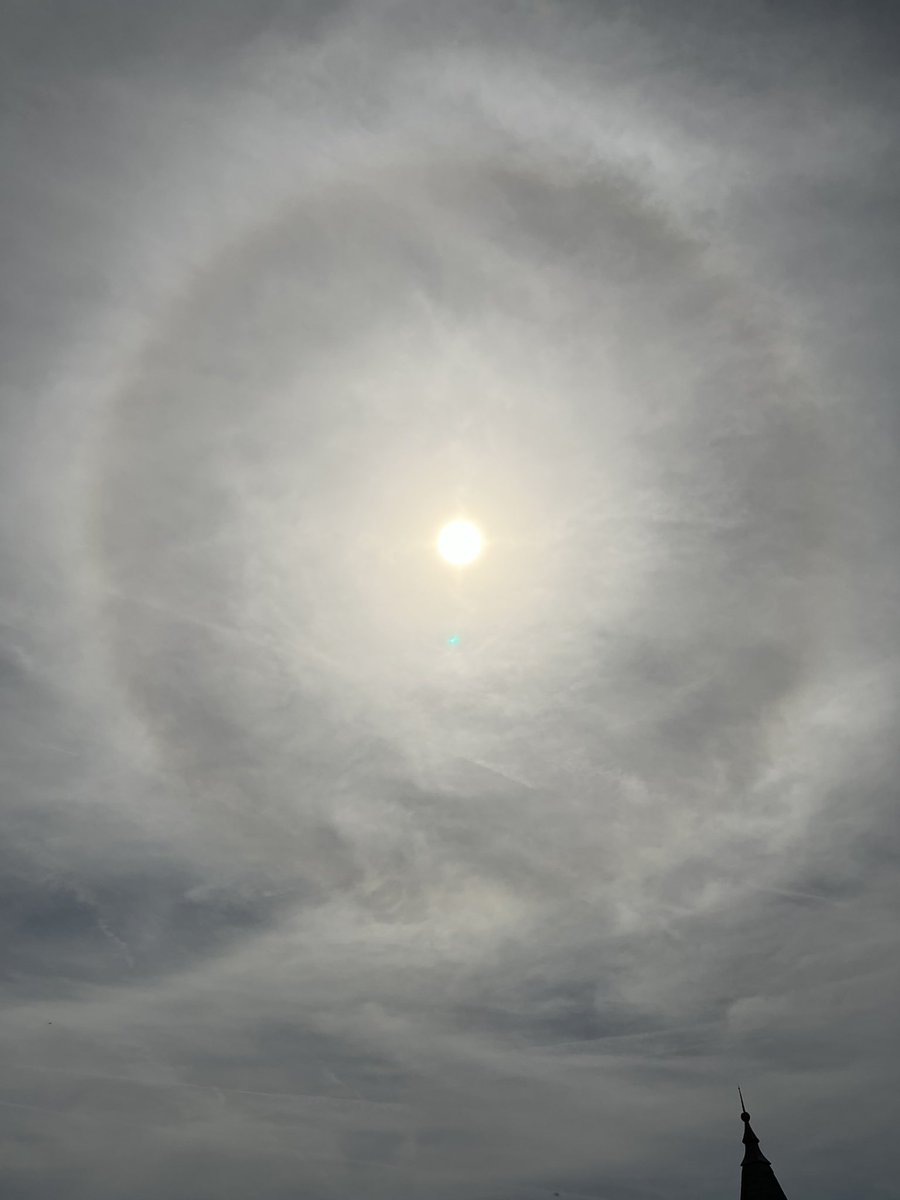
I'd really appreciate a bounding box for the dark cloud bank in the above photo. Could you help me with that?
[1,2,899,1198]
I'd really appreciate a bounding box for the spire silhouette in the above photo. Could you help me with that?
[738,1091,788,1200]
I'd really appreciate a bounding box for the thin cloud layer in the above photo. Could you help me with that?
[1,3,898,1198]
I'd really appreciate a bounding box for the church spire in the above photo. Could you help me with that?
[738,1090,788,1200]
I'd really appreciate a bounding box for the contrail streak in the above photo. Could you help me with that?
[6,1062,403,1107]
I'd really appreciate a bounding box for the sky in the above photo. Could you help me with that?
[1,2,899,1198]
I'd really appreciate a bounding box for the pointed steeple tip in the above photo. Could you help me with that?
[735,1089,786,1197]
[737,1089,772,1170]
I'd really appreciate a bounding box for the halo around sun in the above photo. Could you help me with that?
[437,519,483,566]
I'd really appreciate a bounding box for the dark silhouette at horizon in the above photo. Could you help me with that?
[739,1091,789,1200]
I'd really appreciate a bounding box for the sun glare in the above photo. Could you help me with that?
[437,519,483,567]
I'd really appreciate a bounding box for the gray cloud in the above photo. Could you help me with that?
[1,1,898,1197]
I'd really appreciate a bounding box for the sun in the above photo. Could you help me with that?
[437,519,483,567]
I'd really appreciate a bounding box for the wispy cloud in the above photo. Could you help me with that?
[1,2,898,1197]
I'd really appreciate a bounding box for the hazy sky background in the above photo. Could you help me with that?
[1,3,899,1198]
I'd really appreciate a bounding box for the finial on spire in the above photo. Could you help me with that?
[736,1091,787,1198]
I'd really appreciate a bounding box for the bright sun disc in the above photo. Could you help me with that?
[437,519,483,566]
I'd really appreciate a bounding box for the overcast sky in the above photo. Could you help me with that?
[1,2,899,1198]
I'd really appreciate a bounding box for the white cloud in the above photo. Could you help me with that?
[1,2,898,1197]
